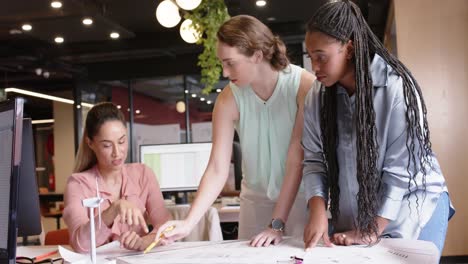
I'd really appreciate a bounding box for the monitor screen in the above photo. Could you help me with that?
[0,98,24,263]
[140,143,212,192]
[17,118,42,239]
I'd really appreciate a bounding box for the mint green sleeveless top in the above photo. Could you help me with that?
[230,64,303,200]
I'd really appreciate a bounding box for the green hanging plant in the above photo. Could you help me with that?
[184,0,230,94]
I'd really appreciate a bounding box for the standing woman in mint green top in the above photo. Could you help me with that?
[156,15,315,247]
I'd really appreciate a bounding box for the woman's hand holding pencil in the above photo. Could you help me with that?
[143,220,194,253]
[143,225,175,253]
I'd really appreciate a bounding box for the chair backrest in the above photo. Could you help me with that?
[232,141,242,191]
[166,205,223,241]
[44,229,69,245]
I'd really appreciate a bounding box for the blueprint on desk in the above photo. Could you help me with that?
[116,237,439,264]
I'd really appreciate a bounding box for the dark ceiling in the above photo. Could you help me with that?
[0,0,389,119]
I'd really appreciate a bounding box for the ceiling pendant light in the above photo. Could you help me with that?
[156,0,181,28]
[180,19,201,44]
[175,0,202,11]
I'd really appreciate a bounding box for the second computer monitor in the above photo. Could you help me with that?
[140,143,212,192]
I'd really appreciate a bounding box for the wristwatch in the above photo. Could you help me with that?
[269,218,285,232]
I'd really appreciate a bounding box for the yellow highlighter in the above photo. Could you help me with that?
[143,225,175,254]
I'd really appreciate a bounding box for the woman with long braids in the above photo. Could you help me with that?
[302,0,454,256]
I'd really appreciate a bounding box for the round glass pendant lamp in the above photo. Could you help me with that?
[180,19,201,43]
[175,0,202,11]
[156,0,181,28]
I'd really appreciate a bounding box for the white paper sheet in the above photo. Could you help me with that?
[59,241,138,264]
[116,238,439,264]
[16,246,59,259]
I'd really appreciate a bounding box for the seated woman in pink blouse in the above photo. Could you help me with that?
[63,102,171,252]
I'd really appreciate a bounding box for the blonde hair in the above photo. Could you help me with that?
[73,102,126,173]
[217,15,289,71]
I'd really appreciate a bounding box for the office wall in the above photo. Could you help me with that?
[53,102,75,193]
[394,0,468,256]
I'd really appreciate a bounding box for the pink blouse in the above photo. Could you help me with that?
[63,163,171,252]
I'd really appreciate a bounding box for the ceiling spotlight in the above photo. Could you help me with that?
[35,68,43,76]
[51,1,62,8]
[267,17,276,21]
[184,90,189,94]
[200,97,205,101]
[216,88,221,93]
[110,32,120,39]
[54,36,64,43]
[207,100,212,105]
[76,105,81,109]
[43,71,50,78]
[256,0,267,7]
[175,0,202,11]
[135,109,141,114]
[117,105,122,109]
[156,0,181,28]
[22,24,32,31]
[82,18,93,26]
[191,94,197,98]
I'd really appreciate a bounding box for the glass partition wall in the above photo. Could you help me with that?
[87,75,222,163]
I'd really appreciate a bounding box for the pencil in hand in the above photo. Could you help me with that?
[143,225,175,254]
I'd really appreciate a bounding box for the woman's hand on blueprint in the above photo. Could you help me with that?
[250,228,283,247]
[303,197,334,251]
[331,230,377,246]
[331,216,389,246]
[120,230,148,251]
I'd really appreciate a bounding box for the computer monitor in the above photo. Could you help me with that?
[17,118,42,242]
[140,143,212,192]
[0,98,24,264]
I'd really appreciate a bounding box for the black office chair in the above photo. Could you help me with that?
[232,141,242,191]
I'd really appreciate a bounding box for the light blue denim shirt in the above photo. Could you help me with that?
[302,54,454,239]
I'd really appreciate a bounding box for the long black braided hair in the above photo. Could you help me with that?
[307,0,433,240]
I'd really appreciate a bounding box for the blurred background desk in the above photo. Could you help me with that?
[212,203,239,240]
[39,193,64,230]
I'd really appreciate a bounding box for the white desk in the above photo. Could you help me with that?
[17,238,439,264]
